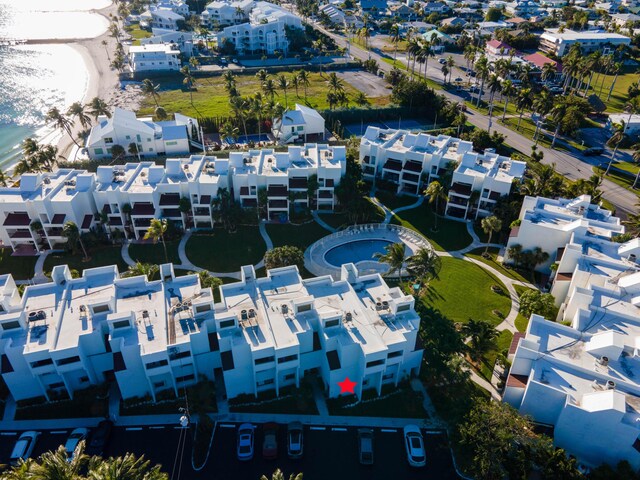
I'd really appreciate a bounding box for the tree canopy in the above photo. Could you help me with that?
[264,245,304,270]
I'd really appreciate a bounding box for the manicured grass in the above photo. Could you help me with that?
[317,212,349,230]
[266,221,329,250]
[129,240,181,266]
[0,248,37,280]
[594,70,637,113]
[612,160,640,176]
[421,257,512,326]
[390,203,472,252]
[44,246,128,275]
[428,380,489,425]
[514,285,537,332]
[479,330,514,382]
[186,227,266,273]
[465,248,531,283]
[125,23,152,46]
[138,71,390,119]
[326,383,426,418]
[229,384,317,415]
[594,165,640,197]
[374,190,419,211]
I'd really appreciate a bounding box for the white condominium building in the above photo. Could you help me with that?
[0,264,218,403]
[272,104,326,144]
[215,263,424,399]
[93,156,229,240]
[540,29,631,57]
[230,144,346,221]
[140,29,194,57]
[504,236,640,469]
[201,0,254,27]
[506,195,624,272]
[0,170,98,255]
[150,7,185,30]
[128,43,181,73]
[215,1,302,55]
[86,108,198,160]
[359,126,473,196]
[445,149,526,220]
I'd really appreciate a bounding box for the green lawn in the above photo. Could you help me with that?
[326,383,426,418]
[0,248,37,280]
[129,240,181,266]
[138,72,389,119]
[428,380,489,425]
[317,212,349,230]
[390,203,472,252]
[374,190,419,211]
[594,165,640,197]
[464,248,531,283]
[186,227,266,273]
[266,221,329,250]
[125,23,152,46]
[479,330,514,382]
[594,69,637,113]
[421,257,512,326]
[44,246,127,275]
[514,285,537,332]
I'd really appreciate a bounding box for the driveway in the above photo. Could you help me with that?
[337,70,391,98]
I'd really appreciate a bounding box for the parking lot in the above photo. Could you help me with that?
[0,423,459,479]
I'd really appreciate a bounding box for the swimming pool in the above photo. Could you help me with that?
[324,239,393,267]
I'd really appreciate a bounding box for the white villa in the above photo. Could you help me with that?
[540,29,631,57]
[445,149,526,220]
[272,104,325,144]
[86,108,198,160]
[606,113,640,137]
[215,263,424,399]
[93,157,229,240]
[229,144,346,220]
[215,1,302,55]
[140,28,194,57]
[505,195,624,272]
[0,171,98,255]
[150,7,185,30]
[504,229,640,469]
[128,43,181,73]
[201,0,254,28]
[0,262,423,403]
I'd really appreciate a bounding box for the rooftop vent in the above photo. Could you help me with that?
[345,312,352,322]
[241,309,248,321]
[281,304,288,314]
[43,177,51,184]
[248,308,256,318]
[606,380,616,390]
[597,355,609,367]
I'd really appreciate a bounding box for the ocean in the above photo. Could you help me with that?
[0,0,111,171]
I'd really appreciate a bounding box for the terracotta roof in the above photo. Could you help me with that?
[523,52,562,73]
[509,332,525,355]
[3,212,31,227]
[506,373,528,388]
[487,39,511,50]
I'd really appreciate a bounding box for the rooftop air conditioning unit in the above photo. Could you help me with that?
[43,177,51,184]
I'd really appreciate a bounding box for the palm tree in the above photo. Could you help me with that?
[515,88,532,130]
[122,261,159,279]
[406,247,441,285]
[221,123,239,145]
[190,270,223,290]
[251,95,265,142]
[0,169,8,187]
[141,79,161,107]
[278,75,290,107]
[541,62,556,83]
[389,24,401,61]
[631,142,640,189]
[605,121,627,175]
[46,107,80,147]
[181,66,196,104]
[462,319,498,363]
[88,452,168,479]
[441,64,449,83]
[327,72,345,96]
[474,55,489,106]
[67,102,92,130]
[63,221,88,259]
[229,96,250,140]
[256,69,269,83]
[262,79,277,101]
[88,97,110,119]
[373,242,407,279]
[29,444,86,479]
[501,80,515,121]
[260,469,303,480]
[481,216,502,254]
[297,70,310,101]
[446,55,455,83]
[144,218,169,263]
[354,92,369,107]
[291,75,300,98]
[424,180,448,231]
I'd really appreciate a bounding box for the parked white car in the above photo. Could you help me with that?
[64,428,89,462]
[10,431,39,465]
[403,425,426,467]
[237,423,255,461]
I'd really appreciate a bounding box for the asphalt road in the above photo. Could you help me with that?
[306,19,638,216]
[0,424,459,480]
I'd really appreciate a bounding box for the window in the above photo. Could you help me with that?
[1,354,14,374]
[221,351,234,371]
[169,350,191,361]
[255,356,275,365]
[153,381,166,389]
[2,320,20,330]
[113,352,126,372]
[56,356,80,366]
[284,373,295,381]
[208,332,219,351]
[79,376,89,383]
[277,354,297,364]
[297,303,312,313]
[145,360,169,370]
[30,358,53,368]
[633,437,640,453]
[387,350,403,358]
[125,135,131,140]
[48,382,65,389]
[219,319,235,329]
[104,137,113,144]
[382,373,394,380]
[312,332,321,351]
[112,320,129,329]
[396,304,411,313]
[176,374,195,383]
[256,378,274,387]
[166,141,178,146]
[94,148,104,155]
[366,359,385,368]
[325,319,340,328]
[297,126,304,131]
[195,304,212,314]
[93,304,110,314]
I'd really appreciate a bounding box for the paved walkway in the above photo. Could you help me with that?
[310,378,329,417]
[121,241,135,267]
[410,379,444,428]
[108,383,121,421]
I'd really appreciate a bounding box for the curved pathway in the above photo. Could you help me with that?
[33,250,58,284]
[311,211,337,233]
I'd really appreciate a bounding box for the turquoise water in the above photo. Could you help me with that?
[325,240,393,267]
[0,0,109,171]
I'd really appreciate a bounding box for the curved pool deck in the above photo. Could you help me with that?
[304,223,432,279]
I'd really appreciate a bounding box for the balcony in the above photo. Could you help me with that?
[267,186,288,198]
[131,203,156,216]
[9,230,32,239]
[268,199,288,210]
[239,186,255,197]
[403,161,422,173]
[449,183,473,198]
[49,214,66,225]
[401,172,420,184]
[159,193,180,206]
[162,208,182,219]
[193,207,210,216]
[3,212,31,227]
[289,177,308,189]
[318,190,333,200]
[382,159,402,172]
